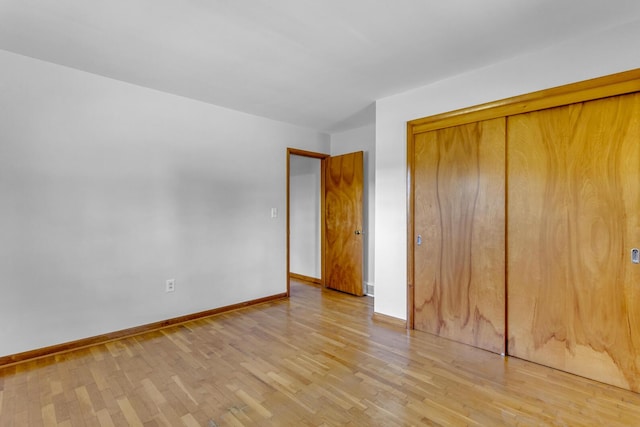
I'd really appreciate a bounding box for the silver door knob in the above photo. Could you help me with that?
[355,230,362,235]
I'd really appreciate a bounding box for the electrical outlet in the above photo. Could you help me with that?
[166,279,175,293]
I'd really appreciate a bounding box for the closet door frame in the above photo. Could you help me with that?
[406,68,640,330]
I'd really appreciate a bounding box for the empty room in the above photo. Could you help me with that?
[2,1,640,425]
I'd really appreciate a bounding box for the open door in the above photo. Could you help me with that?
[324,151,364,296]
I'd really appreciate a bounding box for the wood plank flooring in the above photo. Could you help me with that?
[1,280,640,426]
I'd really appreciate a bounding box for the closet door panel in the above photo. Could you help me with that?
[507,93,640,391]
[414,118,506,354]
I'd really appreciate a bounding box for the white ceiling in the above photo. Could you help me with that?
[1,1,639,132]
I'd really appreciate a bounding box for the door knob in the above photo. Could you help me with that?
[417,234,422,246]
[355,230,362,235]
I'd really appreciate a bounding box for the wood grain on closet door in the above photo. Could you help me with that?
[413,118,506,354]
[507,93,640,392]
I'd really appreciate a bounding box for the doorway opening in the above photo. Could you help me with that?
[286,148,365,297]
[286,149,329,296]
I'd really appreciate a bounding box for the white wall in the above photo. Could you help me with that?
[331,123,375,295]
[0,49,330,357]
[374,19,640,320]
[289,155,321,278]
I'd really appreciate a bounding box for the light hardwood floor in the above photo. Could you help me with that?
[1,280,639,426]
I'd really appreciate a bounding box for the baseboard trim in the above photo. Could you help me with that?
[289,273,321,285]
[372,312,407,329]
[0,292,288,368]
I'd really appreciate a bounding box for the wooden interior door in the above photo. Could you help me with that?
[413,118,506,354]
[507,93,640,392]
[325,151,364,296]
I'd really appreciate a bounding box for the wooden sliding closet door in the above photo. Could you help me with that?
[414,118,506,354]
[508,93,640,391]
